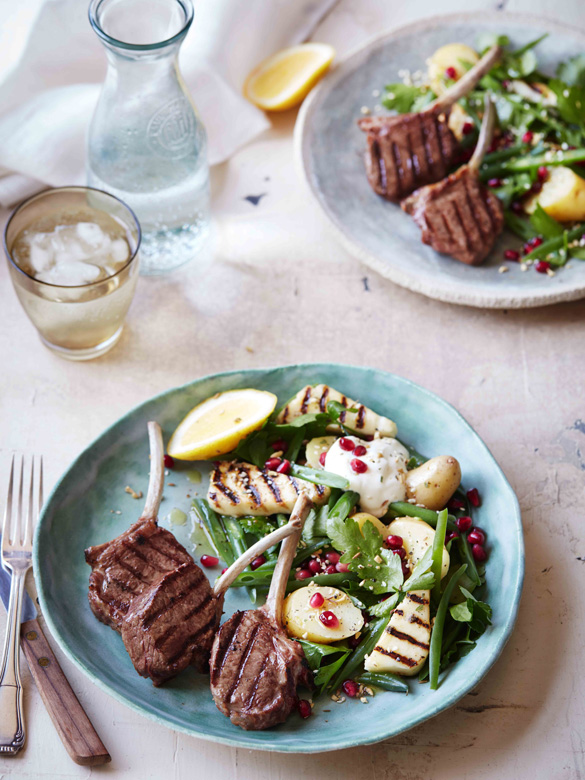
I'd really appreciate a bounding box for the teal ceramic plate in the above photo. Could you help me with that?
[296,13,585,309]
[34,364,523,752]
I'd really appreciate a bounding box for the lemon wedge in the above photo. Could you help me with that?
[244,43,335,112]
[168,389,277,461]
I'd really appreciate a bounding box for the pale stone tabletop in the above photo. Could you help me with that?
[1,1,584,778]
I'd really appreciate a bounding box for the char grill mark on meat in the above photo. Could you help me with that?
[401,96,504,266]
[358,45,501,202]
[209,494,314,731]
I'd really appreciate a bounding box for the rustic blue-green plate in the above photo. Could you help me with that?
[296,13,585,308]
[34,364,523,752]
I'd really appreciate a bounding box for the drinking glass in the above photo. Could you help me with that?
[4,187,141,361]
[87,0,210,275]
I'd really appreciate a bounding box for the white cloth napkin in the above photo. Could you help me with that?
[0,0,337,207]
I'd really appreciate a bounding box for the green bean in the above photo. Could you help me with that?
[523,224,585,262]
[290,464,349,490]
[357,672,409,694]
[328,617,387,692]
[429,565,467,690]
[328,491,360,522]
[191,499,234,565]
[482,143,526,165]
[327,488,342,511]
[480,148,585,179]
[387,502,457,530]
[221,515,256,601]
[285,572,358,592]
[276,513,288,527]
[455,534,481,587]
[431,509,448,602]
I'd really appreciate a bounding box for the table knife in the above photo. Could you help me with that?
[0,566,111,766]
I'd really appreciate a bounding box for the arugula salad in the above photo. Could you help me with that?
[382,35,585,274]
[180,384,492,710]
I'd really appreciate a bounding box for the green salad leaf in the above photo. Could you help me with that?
[557,53,585,88]
[298,640,351,693]
[529,204,563,238]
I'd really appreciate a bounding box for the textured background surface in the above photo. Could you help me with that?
[1,0,584,777]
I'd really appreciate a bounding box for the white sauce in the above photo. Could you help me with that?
[325,436,409,517]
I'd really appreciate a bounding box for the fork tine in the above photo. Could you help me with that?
[25,455,35,547]
[2,454,14,548]
[17,455,25,546]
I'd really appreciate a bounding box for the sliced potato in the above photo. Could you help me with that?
[386,516,449,578]
[405,455,461,510]
[525,166,585,222]
[305,436,337,469]
[283,584,364,644]
[364,590,430,675]
[428,43,479,95]
[448,102,473,140]
[353,512,389,539]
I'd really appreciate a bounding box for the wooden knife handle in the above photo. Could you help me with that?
[20,619,111,766]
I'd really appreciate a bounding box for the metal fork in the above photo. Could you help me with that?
[0,455,42,755]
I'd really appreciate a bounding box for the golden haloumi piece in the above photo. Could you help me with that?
[207,460,329,517]
[277,384,397,438]
[364,590,431,675]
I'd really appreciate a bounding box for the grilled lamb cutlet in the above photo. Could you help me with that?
[358,45,501,202]
[86,422,302,686]
[121,515,303,685]
[209,494,314,730]
[401,95,504,266]
[208,459,329,517]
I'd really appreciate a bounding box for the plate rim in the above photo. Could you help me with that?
[34,363,525,752]
[294,11,585,310]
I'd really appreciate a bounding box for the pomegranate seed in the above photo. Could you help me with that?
[300,557,312,569]
[462,121,475,136]
[295,569,312,580]
[447,497,465,511]
[251,555,266,570]
[446,531,459,542]
[348,635,361,649]
[297,699,312,719]
[472,543,488,562]
[354,444,367,457]
[467,528,486,545]
[271,438,288,452]
[201,554,219,568]
[393,547,406,560]
[386,534,403,549]
[401,562,410,578]
[309,592,324,608]
[308,558,322,574]
[342,679,360,698]
[537,166,548,182]
[319,451,327,467]
[502,79,510,88]
[511,201,524,214]
[276,459,291,475]
[445,66,457,79]
[336,562,350,573]
[531,181,542,194]
[529,236,543,248]
[522,131,533,144]
[351,458,368,474]
[504,249,520,262]
[221,567,228,574]
[319,610,339,629]
[467,488,481,507]
[163,454,175,469]
[264,457,282,471]
[325,551,340,564]
[535,260,551,274]
[488,178,502,187]
[325,564,337,574]
[339,437,355,451]
[456,515,473,532]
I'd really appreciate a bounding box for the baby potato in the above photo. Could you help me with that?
[305,436,337,469]
[448,102,473,140]
[386,516,450,578]
[405,455,461,511]
[353,512,389,539]
[427,43,479,95]
[525,166,585,222]
[283,584,364,644]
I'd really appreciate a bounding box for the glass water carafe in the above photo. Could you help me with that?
[87,0,210,275]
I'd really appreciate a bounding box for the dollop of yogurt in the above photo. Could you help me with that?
[325,436,409,517]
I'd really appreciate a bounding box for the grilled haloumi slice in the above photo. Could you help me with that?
[277,384,397,438]
[207,460,329,517]
[364,590,431,675]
